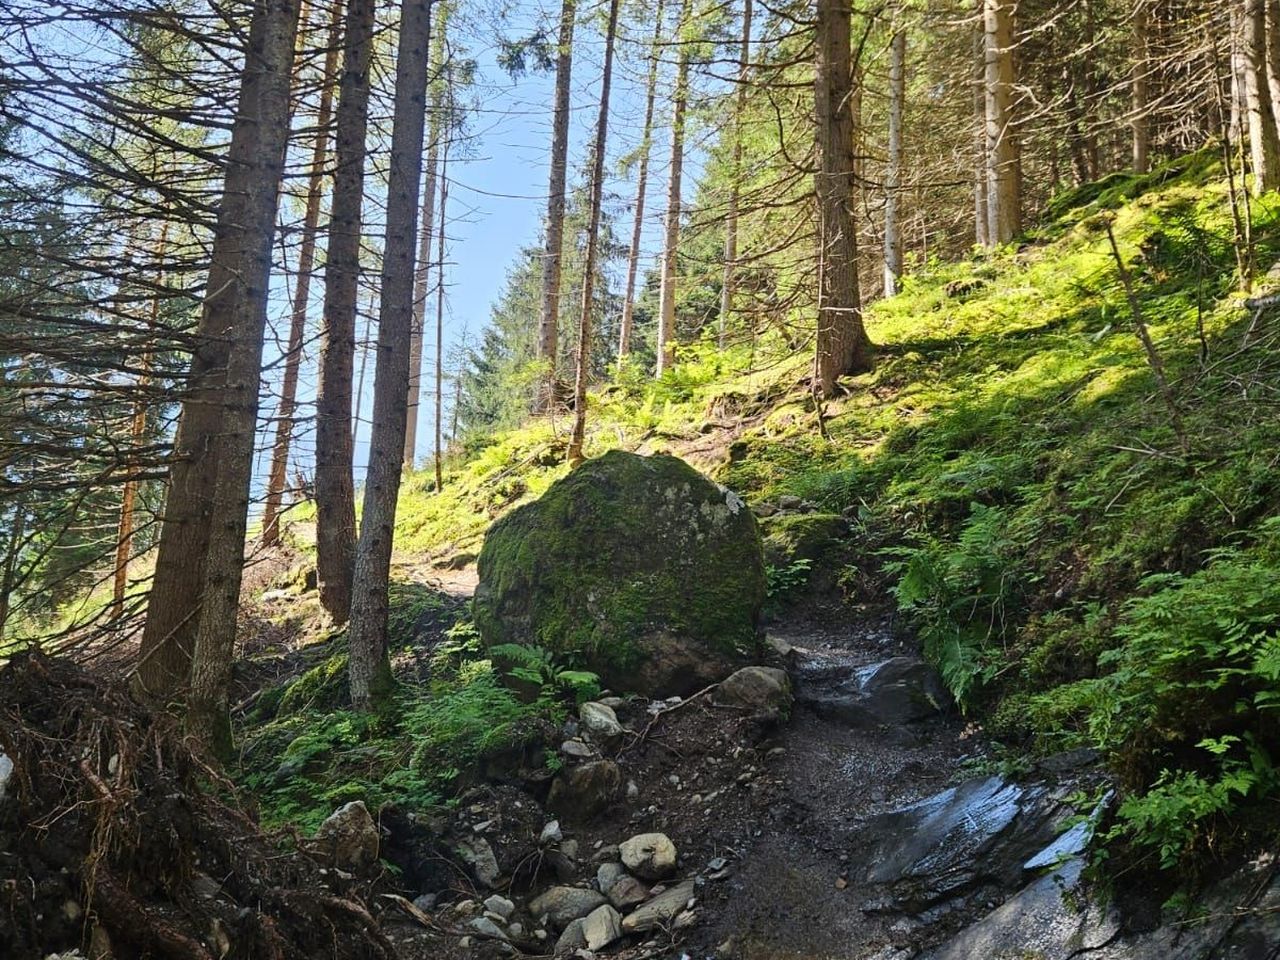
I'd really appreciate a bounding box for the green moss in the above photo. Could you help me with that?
[278,648,350,715]
[474,451,765,690]
[759,513,848,567]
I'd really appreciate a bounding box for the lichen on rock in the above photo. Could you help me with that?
[473,450,766,696]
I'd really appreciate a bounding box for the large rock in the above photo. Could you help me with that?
[716,666,793,719]
[796,656,949,729]
[853,776,1065,911]
[581,904,623,950]
[529,886,608,929]
[620,832,678,880]
[313,801,379,872]
[454,836,501,889]
[474,451,766,696]
[922,859,1118,960]
[621,879,697,933]
[546,760,623,821]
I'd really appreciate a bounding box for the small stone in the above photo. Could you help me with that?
[459,936,472,948]
[706,857,728,871]
[581,904,623,950]
[0,751,12,802]
[606,875,649,909]
[620,832,678,880]
[484,895,515,920]
[835,877,848,890]
[626,781,640,800]
[509,922,524,937]
[561,740,595,759]
[454,899,479,915]
[778,494,802,510]
[473,819,494,833]
[412,893,438,913]
[470,916,509,941]
[541,820,564,844]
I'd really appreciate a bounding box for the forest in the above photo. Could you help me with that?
[4,0,1280,957]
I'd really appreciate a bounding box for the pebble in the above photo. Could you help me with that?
[540,820,564,844]
[621,832,678,880]
[626,780,640,800]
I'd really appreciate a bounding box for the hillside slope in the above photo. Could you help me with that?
[390,150,1280,871]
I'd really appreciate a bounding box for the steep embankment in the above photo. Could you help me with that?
[387,150,1280,872]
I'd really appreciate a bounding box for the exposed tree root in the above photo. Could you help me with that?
[0,652,395,960]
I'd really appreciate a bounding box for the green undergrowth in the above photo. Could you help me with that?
[401,149,1280,873]
[238,618,594,832]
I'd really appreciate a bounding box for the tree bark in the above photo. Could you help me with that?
[1131,0,1151,173]
[406,0,449,469]
[182,0,302,753]
[883,18,906,297]
[656,0,693,378]
[347,0,435,711]
[813,0,872,397]
[973,18,989,248]
[136,0,302,700]
[618,0,665,361]
[984,0,1020,244]
[719,0,752,343]
[112,222,168,619]
[434,151,449,493]
[262,0,344,546]
[1268,0,1280,116]
[1244,0,1280,194]
[314,0,375,622]
[567,0,621,464]
[536,0,576,396]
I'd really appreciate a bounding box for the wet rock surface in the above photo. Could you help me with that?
[855,774,1067,911]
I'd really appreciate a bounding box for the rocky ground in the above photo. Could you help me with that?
[352,594,1280,960]
[8,531,1280,960]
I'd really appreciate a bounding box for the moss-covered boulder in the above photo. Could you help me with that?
[474,450,765,696]
[759,512,848,567]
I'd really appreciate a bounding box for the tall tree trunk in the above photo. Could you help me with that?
[0,504,26,640]
[984,0,1020,244]
[656,0,693,377]
[1132,0,1151,173]
[314,0,375,622]
[112,222,168,619]
[136,0,302,700]
[406,0,449,469]
[1267,0,1280,115]
[347,0,435,710]
[434,150,449,493]
[883,18,906,297]
[181,0,303,752]
[813,0,873,397]
[1244,0,1280,194]
[536,0,576,397]
[973,18,989,248]
[719,0,752,343]
[617,0,665,360]
[262,0,344,545]
[567,0,621,464]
